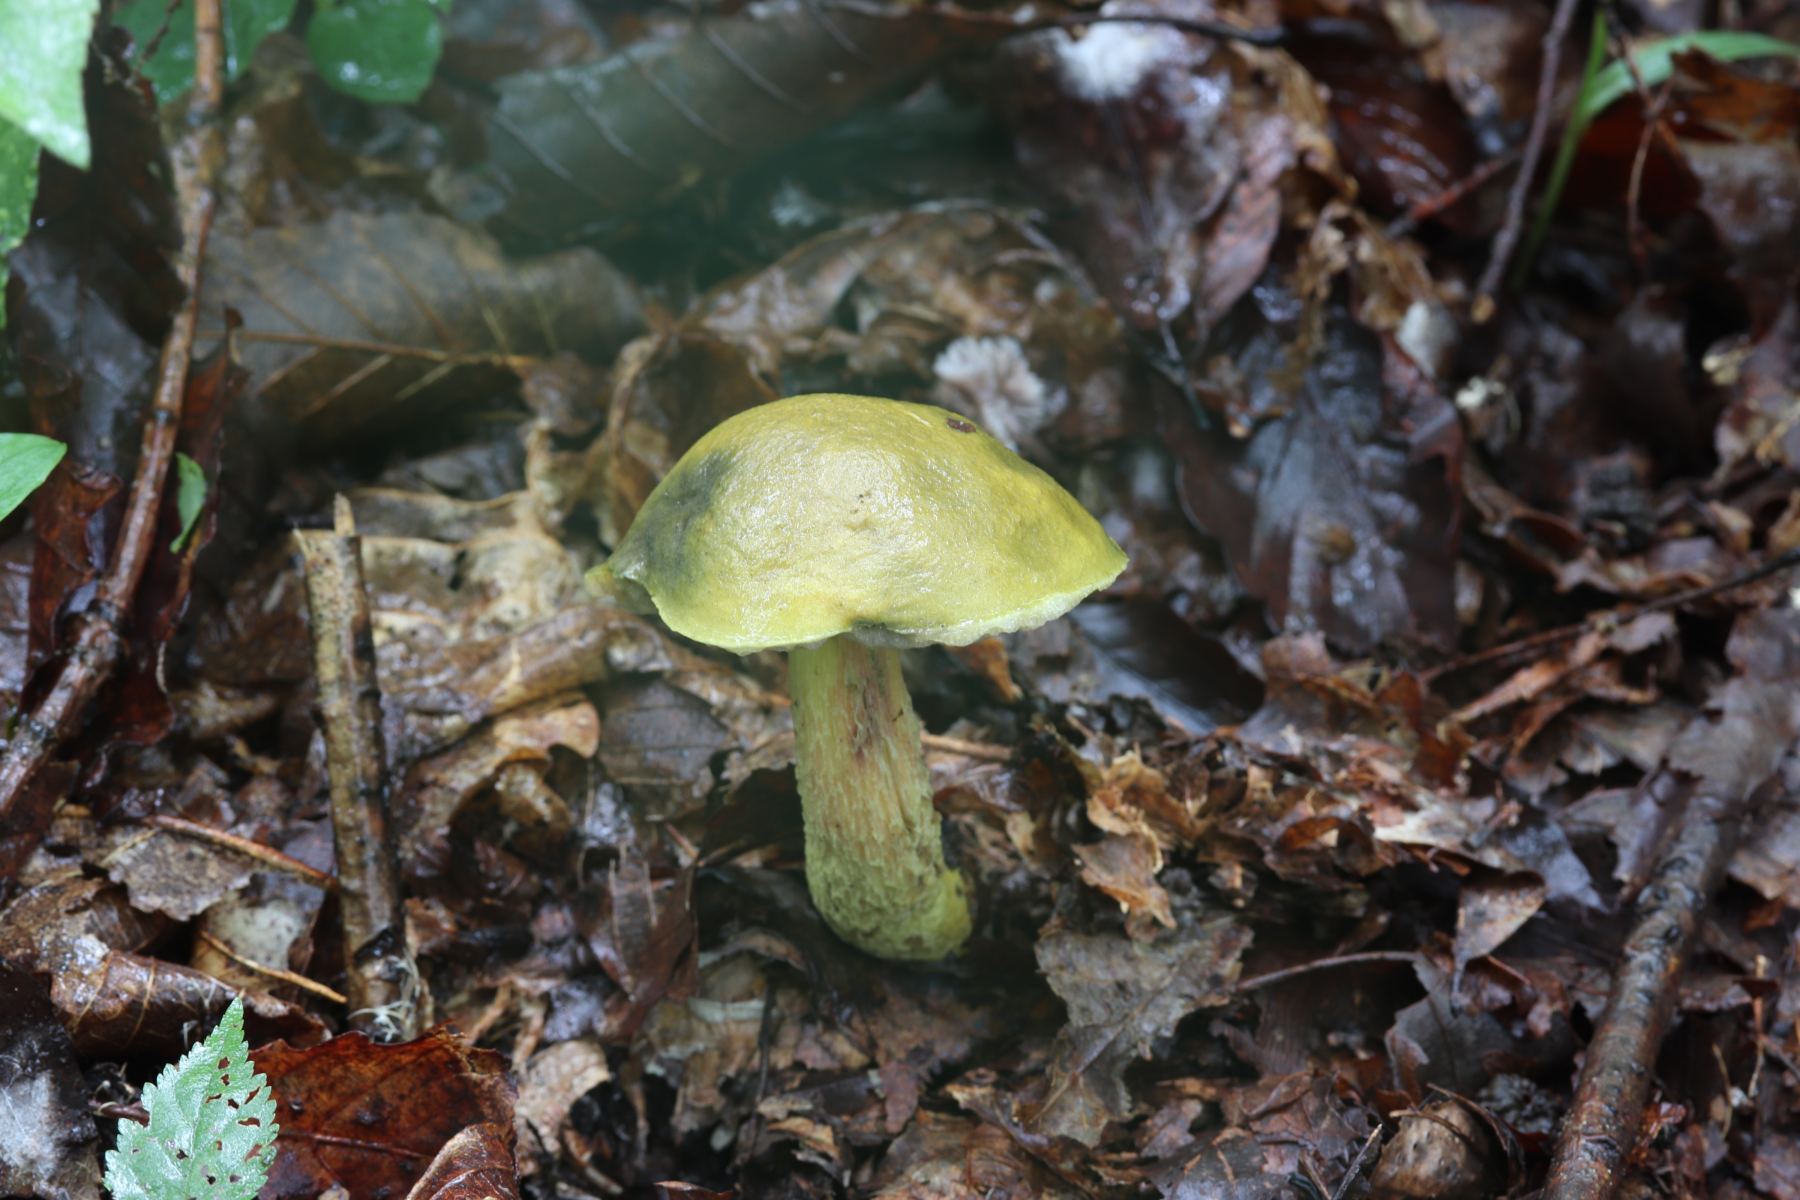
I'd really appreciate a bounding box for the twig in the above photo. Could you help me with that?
[1422,541,1800,683]
[1233,950,1422,993]
[1606,21,1688,287]
[1623,81,1672,283]
[196,328,537,369]
[1331,1129,1384,1200]
[1042,12,1284,46]
[1542,790,1744,1200]
[94,1102,150,1125]
[920,731,1013,762]
[142,814,338,890]
[1387,148,1523,237]
[194,928,349,1004]
[136,0,188,64]
[297,496,417,1041]
[1471,0,1583,322]
[0,0,225,876]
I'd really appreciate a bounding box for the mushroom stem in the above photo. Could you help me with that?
[788,635,972,960]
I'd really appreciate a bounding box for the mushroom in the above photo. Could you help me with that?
[588,393,1125,960]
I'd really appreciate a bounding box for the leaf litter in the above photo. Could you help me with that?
[3,2,1800,1200]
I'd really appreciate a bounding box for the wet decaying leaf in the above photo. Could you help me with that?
[0,959,99,1200]
[198,212,644,446]
[480,2,1025,239]
[255,1025,516,1200]
[404,1124,520,1200]
[1026,907,1251,1144]
[1167,311,1463,652]
[1452,870,1547,972]
[976,12,1338,339]
[0,874,326,1058]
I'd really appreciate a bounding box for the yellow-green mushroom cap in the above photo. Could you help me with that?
[589,393,1127,654]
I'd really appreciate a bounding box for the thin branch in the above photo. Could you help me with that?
[1233,950,1422,993]
[142,814,338,890]
[1387,147,1523,237]
[198,328,537,369]
[1543,790,1745,1200]
[1471,0,1582,321]
[1608,20,1681,285]
[297,497,418,1041]
[920,731,1013,762]
[1422,541,1800,683]
[1331,1129,1385,1200]
[195,928,349,1004]
[0,0,225,872]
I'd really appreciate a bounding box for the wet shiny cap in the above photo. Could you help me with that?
[589,393,1127,654]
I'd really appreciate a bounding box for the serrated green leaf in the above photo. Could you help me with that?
[306,0,444,104]
[0,433,67,523]
[1578,30,1800,124]
[104,997,280,1200]
[0,117,40,324]
[0,0,99,169]
[171,452,208,553]
[115,0,300,106]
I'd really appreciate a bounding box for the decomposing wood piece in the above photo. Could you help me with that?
[0,0,225,883]
[1541,790,1743,1200]
[297,496,418,1041]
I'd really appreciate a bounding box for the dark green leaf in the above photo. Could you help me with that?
[115,0,299,106]
[171,452,207,553]
[305,0,443,104]
[0,433,67,523]
[0,0,98,168]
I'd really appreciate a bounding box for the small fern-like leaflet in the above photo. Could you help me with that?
[104,998,281,1200]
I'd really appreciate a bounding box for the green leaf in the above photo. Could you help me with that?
[115,0,300,106]
[306,0,444,104]
[1578,30,1800,125]
[171,452,208,553]
[1513,25,1800,289]
[104,997,280,1200]
[0,433,67,523]
[0,0,99,169]
[0,117,41,323]
[1514,7,1609,290]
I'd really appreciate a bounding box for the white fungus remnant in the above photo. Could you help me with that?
[1053,22,1179,101]
[931,335,1065,451]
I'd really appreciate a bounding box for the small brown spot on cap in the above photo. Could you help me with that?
[946,418,976,433]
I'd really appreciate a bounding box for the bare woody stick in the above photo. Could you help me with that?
[0,0,225,877]
[297,496,418,1041]
[1542,790,1743,1200]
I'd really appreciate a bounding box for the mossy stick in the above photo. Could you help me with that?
[298,496,418,1039]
